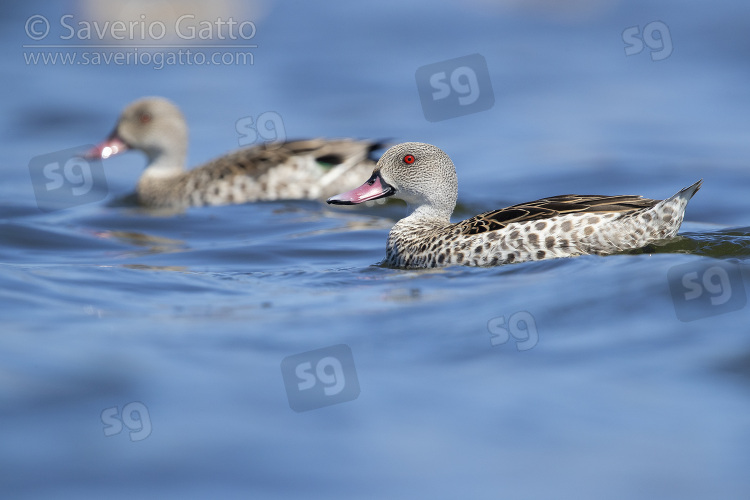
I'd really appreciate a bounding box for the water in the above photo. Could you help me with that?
[3,0,750,498]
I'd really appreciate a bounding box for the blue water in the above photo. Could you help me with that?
[3,1,750,498]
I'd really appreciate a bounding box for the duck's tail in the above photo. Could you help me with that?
[668,179,702,202]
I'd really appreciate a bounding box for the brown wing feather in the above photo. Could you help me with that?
[457,194,660,235]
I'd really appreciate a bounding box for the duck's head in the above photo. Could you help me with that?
[86,97,187,170]
[327,142,458,218]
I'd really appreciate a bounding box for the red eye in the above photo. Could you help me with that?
[139,113,152,124]
[403,154,415,164]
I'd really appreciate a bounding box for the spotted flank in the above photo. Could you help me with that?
[327,142,702,268]
[85,97,383,208]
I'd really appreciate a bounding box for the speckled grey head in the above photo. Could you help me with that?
[87,97,188,170]
[327,142,458,219]
[378,142,457,214]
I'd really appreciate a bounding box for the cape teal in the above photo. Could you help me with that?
[87,97,382,208]
[328,142,702,268]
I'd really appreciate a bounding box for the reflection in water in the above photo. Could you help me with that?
[290,215,394,239]
[120,264,189,272]
[93,230,188,257]
[381,287,423,303]
[107,194,191,217]
[627,228,750,258]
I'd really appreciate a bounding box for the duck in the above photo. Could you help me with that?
[327,142,702,268]
[85,97,383,208]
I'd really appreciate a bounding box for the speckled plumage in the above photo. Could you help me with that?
[87,97,382,209]
[135,138,382,208]
[327,142,702,269]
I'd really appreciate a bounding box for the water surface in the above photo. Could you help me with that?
[2,1,750,498]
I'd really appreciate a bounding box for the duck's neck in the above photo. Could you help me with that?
[141,151,185,181]
[400,203,452,228]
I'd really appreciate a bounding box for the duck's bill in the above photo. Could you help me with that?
[326,172,395,205]
[83,134,128,160]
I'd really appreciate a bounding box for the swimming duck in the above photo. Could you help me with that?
[86,97,382,208]
[327,142,702,268]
